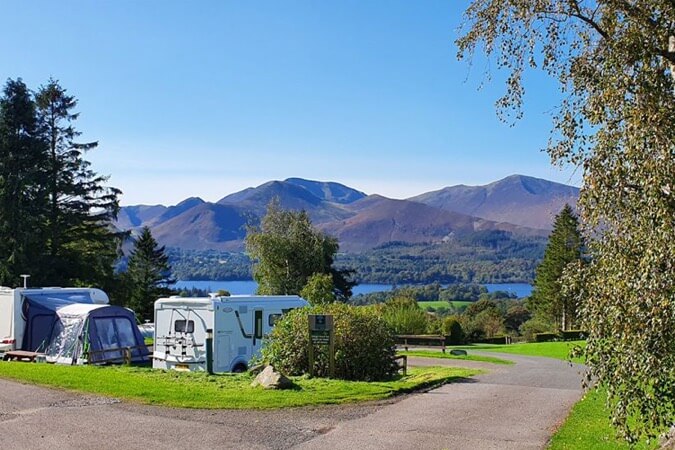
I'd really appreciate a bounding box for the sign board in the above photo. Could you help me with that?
[307,314,335,378]
[310,330,331,345]
[308,314,333,332]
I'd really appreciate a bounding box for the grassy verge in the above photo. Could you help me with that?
[548,388,657,450]
[0,362,479,409]
[399,350,513,365]
[452,341,586,363]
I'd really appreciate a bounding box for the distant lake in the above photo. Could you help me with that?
[173,280,533,298]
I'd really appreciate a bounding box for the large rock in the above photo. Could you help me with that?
[250,365,294,390]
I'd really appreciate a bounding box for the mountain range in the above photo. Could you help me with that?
[116,175,579,252]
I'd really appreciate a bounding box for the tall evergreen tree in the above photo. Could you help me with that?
[528,205,584,330]
[0,79,49,285]
[246,199,355,300]
[35,79,122,286]
[126,227,174,321]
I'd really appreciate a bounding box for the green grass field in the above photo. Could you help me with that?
[0,362,479,409]
[417,300,472,310]
[548,389,657,450]
[453,340,586,363]
[398,350,513,365]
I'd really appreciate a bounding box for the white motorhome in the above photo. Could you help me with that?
[0,287,109,353]
[153,295,308,373]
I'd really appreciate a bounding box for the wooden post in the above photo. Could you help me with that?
[328,327,335,378]
[307,325,314,377]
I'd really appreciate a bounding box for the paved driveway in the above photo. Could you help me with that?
[0,353,584,450]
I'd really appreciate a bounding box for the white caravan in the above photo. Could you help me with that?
[153,295,308,373]
[0,287,109,353]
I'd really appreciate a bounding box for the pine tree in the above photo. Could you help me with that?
[34,79,122,286]
[0,79,49,285]
[528,205,584,330]
[126,227,174,321]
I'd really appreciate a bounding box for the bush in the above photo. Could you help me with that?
[442,316,465,344]
[260,303,399,381]
[560,329,585,341]
[534,332,559,342]
[380,298,429,335]
[476,335,509,344]
[519,318,554,342]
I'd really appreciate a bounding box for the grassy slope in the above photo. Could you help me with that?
[548,389,657,450]
[398,350,513,365]
[454,341,586,363]
[0,362,479,409]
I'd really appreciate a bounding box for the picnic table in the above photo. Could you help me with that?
[2,350,43,362]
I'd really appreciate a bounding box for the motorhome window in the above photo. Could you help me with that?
[174,320,194,333]
[254,310,263,339]
[268,314,282,326]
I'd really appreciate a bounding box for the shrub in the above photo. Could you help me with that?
[260,303,399,381]
[442,316,465,344]
[560,329,585,341]
[534,332,559,342]
[519,318,554,342]
[380,298,429,335]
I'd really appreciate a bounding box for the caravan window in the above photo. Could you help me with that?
[174,320,194,333]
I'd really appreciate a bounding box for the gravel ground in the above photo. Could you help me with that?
[0,353,584,450]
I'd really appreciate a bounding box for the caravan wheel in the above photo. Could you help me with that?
[232,363,247,373]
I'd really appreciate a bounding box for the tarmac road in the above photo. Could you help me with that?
[0,353,584,450]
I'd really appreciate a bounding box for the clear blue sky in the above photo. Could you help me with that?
[2,1,578,205]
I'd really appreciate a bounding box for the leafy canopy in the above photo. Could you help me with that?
[458,1,675,442]
[246,198,354,300]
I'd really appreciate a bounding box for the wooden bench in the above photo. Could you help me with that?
[396,335,446,353]
[2,350,42,362]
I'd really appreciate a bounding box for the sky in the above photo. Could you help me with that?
[1,1,580,205]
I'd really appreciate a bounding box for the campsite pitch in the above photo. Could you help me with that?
[0,362,479,409]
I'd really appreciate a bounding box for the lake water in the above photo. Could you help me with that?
[173,280,533,298]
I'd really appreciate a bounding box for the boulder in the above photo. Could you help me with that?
[251,365,294,390]
[450,349,468,356]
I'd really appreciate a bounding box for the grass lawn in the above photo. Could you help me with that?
[548,388,658,450]
[0,362,479,409]
[452,340,586,363]
[398,350,513,365]
[417,300,472,310]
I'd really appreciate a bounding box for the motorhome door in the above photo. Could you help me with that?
[252,308,263,351]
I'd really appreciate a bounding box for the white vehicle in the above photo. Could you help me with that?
[153,295,308,373]
[0,286,109,353]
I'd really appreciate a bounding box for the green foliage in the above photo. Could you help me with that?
[534,333,559,343]
[125,227,174,321]
[337,238,546,285]
[442,316,465,344]
[462,299,506,340]
[0,78,121,288]
[379,297,430,335]
[246,199,354,299]
[528,205,584,331]
[300,273,336,305]
[351,282,490,306]
[459,1,675,441]
[260,303,399,381]
[519,317,554,342]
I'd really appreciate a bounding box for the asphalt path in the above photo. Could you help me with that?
[0,353,584,450]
